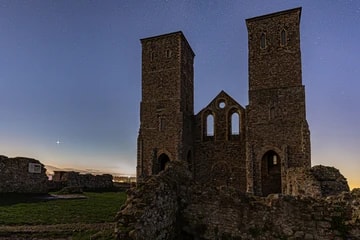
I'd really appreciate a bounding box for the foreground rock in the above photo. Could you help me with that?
[116,161,192,240]
[116,161,360,240]
[0,155,48,193]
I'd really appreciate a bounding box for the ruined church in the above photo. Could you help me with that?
[136,7,311,196]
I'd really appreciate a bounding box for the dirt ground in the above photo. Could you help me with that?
[0,222,115,239]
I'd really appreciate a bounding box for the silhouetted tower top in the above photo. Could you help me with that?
[246,7,302,91]
[140,31,195,115]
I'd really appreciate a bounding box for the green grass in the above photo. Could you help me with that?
[0,192,126,225]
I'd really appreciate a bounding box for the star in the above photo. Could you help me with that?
[56,140,62,145]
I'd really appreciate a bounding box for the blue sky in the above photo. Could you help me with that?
[0,1,359,188]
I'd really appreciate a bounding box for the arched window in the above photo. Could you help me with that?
[206,114,214,136]
[272,154,278,165]
[280,29,287,46]
[159,117,165,131]
[269,107,275,120]
[166,49,172,58]
[260,33,266,49]
[264,151,280,173]
[231,112,240,135]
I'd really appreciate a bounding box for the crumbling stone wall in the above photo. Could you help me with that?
[183,188,360,240]
[0,155,48,193]
[286,165,350,198]
[51,171,113,191]
[311,165,350,196]
[285,167,322,198]
[116,163,359,240]
[116,161,192,240]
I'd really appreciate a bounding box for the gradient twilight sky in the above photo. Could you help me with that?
[0,1,359,187]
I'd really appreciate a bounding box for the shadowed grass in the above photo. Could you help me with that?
[0,192,126,225]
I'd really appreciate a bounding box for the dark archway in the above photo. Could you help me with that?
[158,153,170,172]
[261,150,281,196]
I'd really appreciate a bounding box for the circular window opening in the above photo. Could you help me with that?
[218,101,226,109]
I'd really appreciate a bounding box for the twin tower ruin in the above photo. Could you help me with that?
[136,7,311,196]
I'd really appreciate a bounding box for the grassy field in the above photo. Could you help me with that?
[0,192,127,239]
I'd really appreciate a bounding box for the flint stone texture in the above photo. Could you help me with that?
[286,165,350,198]
[311,165,350,196]
[116,161,192,240]
[0,155,48,193]
[116,162,359,240]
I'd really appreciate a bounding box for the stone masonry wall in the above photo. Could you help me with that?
[246,8,302,90]
[194,91,247,191]
[51,171,113,191]
[0,155,48,193]
[116,162,360,240]
[311,165,350,196]
[183,188,360,240]
[286,165,350,198]
[245,8,311,196]
[285,167,322,198]
[138,32,195,179]
[116,161,192,240]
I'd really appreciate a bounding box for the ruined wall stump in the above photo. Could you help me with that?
[0,155,48,193]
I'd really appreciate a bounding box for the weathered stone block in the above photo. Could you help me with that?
[0,155,48,193]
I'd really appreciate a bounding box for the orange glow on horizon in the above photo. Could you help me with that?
[349,180,360,190]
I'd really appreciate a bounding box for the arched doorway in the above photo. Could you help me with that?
[158,153,170,172]
[261,150,281,196]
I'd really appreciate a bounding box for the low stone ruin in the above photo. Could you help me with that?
[0,155,114,193]
[285,165,350,198]
[182,188,360,239]
[49,171,113,191]
[311,165,350,196]
[116,161,360,240]
[0,155,48,193]
[116,161,192,239]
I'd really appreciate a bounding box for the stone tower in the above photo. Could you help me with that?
[137,32,195,180]
[245,8,311,196]
[136,8,311,197]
